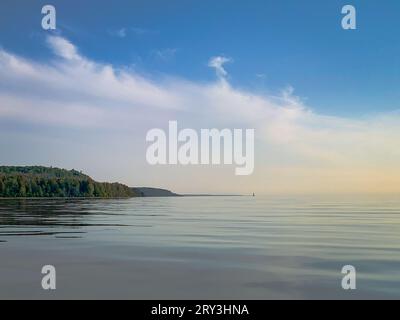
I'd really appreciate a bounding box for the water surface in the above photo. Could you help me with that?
[0,195,399,299]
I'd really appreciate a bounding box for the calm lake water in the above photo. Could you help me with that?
[0,195,399,299]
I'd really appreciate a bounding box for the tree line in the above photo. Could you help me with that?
[0,166,136,198]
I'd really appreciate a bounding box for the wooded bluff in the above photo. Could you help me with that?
[0,166,136,198]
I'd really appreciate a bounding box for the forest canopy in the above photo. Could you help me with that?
[0,166,136,198]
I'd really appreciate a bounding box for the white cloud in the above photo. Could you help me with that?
[46,36,82,61]
[208,56,232,79]
[1,36,400,192]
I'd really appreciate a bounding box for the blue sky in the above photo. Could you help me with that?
[1,1,400,193]
[1,0,399,116]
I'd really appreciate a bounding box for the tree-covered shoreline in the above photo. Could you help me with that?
[0,166,136,198]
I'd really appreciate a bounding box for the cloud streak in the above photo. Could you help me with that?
[108,27,158,38]
[108,28,127,38]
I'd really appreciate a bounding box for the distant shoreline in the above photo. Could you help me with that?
[182,194,244,197]
[0,194,246,199]
[0,197,133,200]
[0,165,247,199]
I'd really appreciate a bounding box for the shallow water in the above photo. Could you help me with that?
[0,195,399,299]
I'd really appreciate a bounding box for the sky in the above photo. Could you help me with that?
[0,0,400,194]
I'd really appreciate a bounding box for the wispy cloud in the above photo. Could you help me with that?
[151,48,178,61]
[108,27,158,38]
[1,36,400,193]
[108,28,127,38]
[208,56,232,80]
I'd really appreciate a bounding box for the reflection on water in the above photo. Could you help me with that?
[0,195,399,299]
[0,199,128,239]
